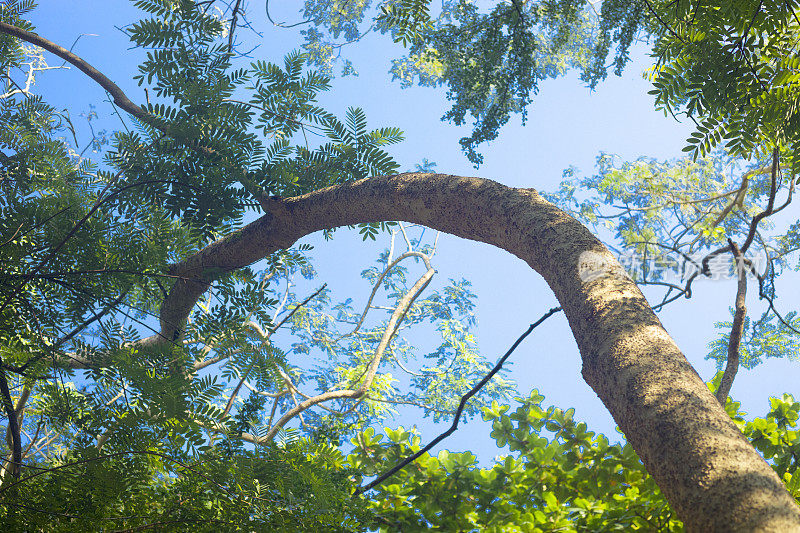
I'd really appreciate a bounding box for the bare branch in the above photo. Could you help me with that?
[265,0,317,28]
[0,22,148,121]
[356,306,561,494]
[740,149,780,254]
[260,266,434,442]
[0,368,21,480]
[222,284,327,416]
[227,0,243,54]
[0,44,70,99]
[336,251,432,342]
[397,222,413,251]
[716,240,748,404]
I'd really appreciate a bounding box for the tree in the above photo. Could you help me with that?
[1,1,800,531]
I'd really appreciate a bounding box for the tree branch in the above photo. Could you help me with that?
[335,251,432,342]
[709,165,771,228]
[1,167,795,528]
[0,22,269,207]
[227,0,243,54]
[0,21,148,121]
[0,380,30,482]
[356,305,561,494]
[0,366,21,480]
[260,266,434,442]
[221,283,327,416]
[716,239,747,404]
[740,148,780,254]
[139,172,800,529]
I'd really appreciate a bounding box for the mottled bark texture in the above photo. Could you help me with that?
[154,173,799,532]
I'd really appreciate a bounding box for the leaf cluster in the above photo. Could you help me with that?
[353,387,800,532]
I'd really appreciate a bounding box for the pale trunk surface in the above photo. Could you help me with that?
[151,173,800,532]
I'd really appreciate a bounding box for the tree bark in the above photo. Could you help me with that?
[153,173,799,532]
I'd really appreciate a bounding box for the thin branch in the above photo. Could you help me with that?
[398,221,413,251]
[386,229,397,265]
[740,148,780,254]
[222,284,327,416]
[0,163,128,318]
[642,0,685,42]
[716,240,747,404]
[265,0,318,28]
[709,165,772,227]
[0,366,21,479]
[355,306,562,494]
[431,231,441,257]
[242,381,283,397]
[335,251,432,342]
[227,0,243,54]
[192,352,229,372]
[261,267,435,442]
[756,254,800,337]
[262,283,327,338]
[0,22,148,121]
[0,222,24,248]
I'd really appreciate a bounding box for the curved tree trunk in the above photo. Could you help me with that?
[154,173,800,532]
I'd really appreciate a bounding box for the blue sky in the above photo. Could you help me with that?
[26,1,799,462]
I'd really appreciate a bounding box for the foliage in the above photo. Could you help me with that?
[1,438,369,531]
[545,152,800,372]
[0,1,510,528]
[299,0,599,165]
[294,0,800,170]
[190,229,514,444]
[351,390,681,531]
[352,385,800,532]
[278,231,514,430]
[386,0,594,166]
[642,0,800,169]
[708,312,800,370]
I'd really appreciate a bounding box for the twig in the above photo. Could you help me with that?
[709,165,772,228]
[740,148,780,254]
[0,22,148,121]
[0,162,128,317]
[642,0,685,42]
[11,287,131,374]
[335,251,432,342]
[265,0,318,28]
